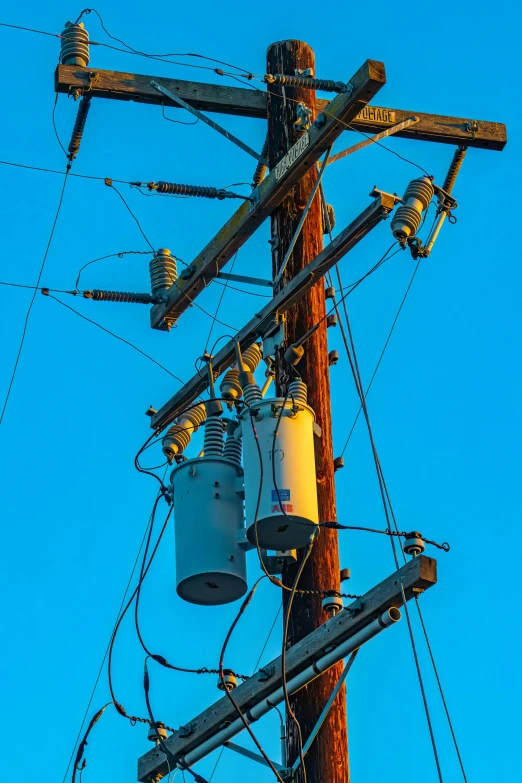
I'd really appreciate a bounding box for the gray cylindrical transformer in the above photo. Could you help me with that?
[241,397,319,550]
[171,457,247,605]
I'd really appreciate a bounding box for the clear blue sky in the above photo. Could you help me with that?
[0,2,520,782]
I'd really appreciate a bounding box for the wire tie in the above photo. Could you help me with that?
[104,177,113,187]
[41,288,50,296]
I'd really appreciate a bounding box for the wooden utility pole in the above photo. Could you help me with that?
[267,40,348,783]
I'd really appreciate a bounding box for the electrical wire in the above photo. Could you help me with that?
[71,701,113,783]
[60,509,157,783]
[218,576,287,783]
[253,604,282,673]
[0,280,76,294]
[162,103,199,126]
[52,92,67,157]
[340,257,422,454]
[0,167,70,425]
[204,252,238,352]
[45,294,186,384]
[106,182,155,251]
[281,534,317,783]
[0,157,137,184]
[74,250,153,290]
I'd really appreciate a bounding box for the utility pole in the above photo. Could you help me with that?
[267,40,348,783]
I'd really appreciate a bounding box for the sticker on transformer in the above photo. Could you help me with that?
[272,489,290,501]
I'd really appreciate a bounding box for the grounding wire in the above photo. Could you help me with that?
[253,604,282,673]
[106,182,155,251]
[0,166,70,425]
[204,252,239,353]
[45,294,186,384]
[74,250,153,290]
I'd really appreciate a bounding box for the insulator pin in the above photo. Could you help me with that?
[150,249,177,296]
[60,21,90,67]
[84,289,162,304]
[265,73,349,93]
[68,96,91,160]
[217,669,238,691]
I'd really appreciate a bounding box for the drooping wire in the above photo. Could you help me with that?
[71,701,113,783]
[45,294,186,384]
[253,604,282,673]
[0,167,70,425]
[60,507,158,783]
[106,182,155,251]
[162,103,199,126]
[52,92,67,157]
[74,250,153,290]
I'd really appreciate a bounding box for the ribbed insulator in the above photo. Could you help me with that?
[162,403,206,458]
[68,96,91,160]
[391,177,434,241]
[266,74,348,93]
[149,249,177,296]
[155,181,223,199]
[203,416,224,457]
[443,146,467,195]
[87,289,161,304]
[60,21,90,67]
[243,382,263,408]
[253,136,269,186]
[220,368,242,402]
[289,379,308,405]
[242,343,263,372]
[223,433,242,466]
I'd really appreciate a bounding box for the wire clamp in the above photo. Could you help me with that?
[258,664,275,682]
[178,723,195,739]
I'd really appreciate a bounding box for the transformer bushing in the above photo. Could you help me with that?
[391,177,434,241]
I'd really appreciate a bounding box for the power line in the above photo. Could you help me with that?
[341,257,422,455]
[46,294,186,384]
[0,167,70,425]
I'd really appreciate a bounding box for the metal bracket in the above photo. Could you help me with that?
[217,272,273,288]
[150,80,268,166]
[178,723,194,739]
[345,598,362,615]
[294,102,313,133]
[258,664,275,682]
[291,650,359,776]
[224,741,288,774]
[328,116,421,165]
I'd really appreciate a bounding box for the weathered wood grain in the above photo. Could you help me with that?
[137,555,437,781]
[55,64,507,149]
[149,193,390,433]
[148,58,386,329]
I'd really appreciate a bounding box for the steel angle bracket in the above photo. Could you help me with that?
[150,80,268,165]
[328,115,420,165]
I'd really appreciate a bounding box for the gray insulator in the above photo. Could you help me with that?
[162,403,206,458]
[220,344,263,403]
[267,73,349,93]
[203,416,224,457]
[223,422,242,466]
[155,181,224,199]
[147,722,167,743]
[322,591,344,616]
[150,249,177,296]
[67,96,91,160]
[443,146,467,194]
[289,379,307,405]
[243,382,263,408]
[391,177,434,241]
[60,21,90,67]
[87,289,162,304]
[403,531,426,557]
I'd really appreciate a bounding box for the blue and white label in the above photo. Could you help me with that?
[272,489,291,502]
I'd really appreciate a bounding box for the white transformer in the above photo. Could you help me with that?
[171,456,247,605]
[241,385,319,550]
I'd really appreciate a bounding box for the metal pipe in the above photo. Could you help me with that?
[179,608,401,768]
[423,145,466,256]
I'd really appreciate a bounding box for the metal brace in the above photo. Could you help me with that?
[150,80,268,166]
